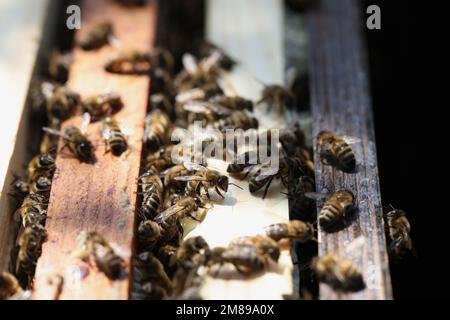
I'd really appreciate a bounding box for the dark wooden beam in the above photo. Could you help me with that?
[306,0,392,299]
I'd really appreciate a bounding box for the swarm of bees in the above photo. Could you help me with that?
[3,3,414,300]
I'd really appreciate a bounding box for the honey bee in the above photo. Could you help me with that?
[159,214,184,244]
[156,244,178,276]
[15,193,49,226]
[248,158,289,199]
[43,113,94,162]
[162,163,192,191]
[228,235,280,262]
[318,131,356,172]
[151,47,175,74]
[102,117,132,156]
[74,231,123,280]
[149,93,174,118]
[104,50,151,75]
[154,195,204,224]
[278,123,307,151]
[30,81,55,116]
[130,252,171,300]
[138,167,164,220]
[209,246,268,274]
[27,152,55,183]
[174,164,235,199]
[82,92,123,121]
[143,146,177,173]
[199,41,236,71]
[143,109,172,152]
[0,272,23,300]
[209,95,253,112]
[308,190,355,231]
[226,150,257,176]
[136,220,161,252]
[312,253,365,292]
[174,53,220,92]
[15,225,47,287]
[257,85,296,113]
[29,176,52,198]
[212,111,258,131]
[78,21,113,50]
[384,207,413,258]
[183,100,232,124]
[287,176,316,220]
[265,220,315,243]
[9,176,30,201]
[45,86,80,122]
[48,50,72,83]
[40,130,60,154]
[151,68,176,97]
[171,237,211,298]
[173,236,210,268]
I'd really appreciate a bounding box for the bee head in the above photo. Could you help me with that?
[79,141,93,160]
[267,246,280,262]
[217,175,229,192]
[250,117,259,129]
[244,99,254,112]
[318,131,335,144]
[39,153,55,166]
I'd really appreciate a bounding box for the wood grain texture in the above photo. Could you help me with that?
[306,0,392,299]
[32,0,157,299]
[0,0,50,273]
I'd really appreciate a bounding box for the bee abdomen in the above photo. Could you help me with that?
[265,223,288,241]
[249,175,270,194]
[108,128,127,155]
[319,203,342,229]
[333,142,356,170]
[140,192,162,220]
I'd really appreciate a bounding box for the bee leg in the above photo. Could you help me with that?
[262,177,274,199]
[215,186,224,199]
[187,212,201,222]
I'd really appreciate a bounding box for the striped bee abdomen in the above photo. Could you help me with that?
[318,202,342,229]
[332,139,356,171]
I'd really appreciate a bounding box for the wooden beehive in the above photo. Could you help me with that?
[0,0,392,300]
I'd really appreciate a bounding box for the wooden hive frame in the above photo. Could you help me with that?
[0,0,392,300]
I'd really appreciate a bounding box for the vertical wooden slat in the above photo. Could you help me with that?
[0,0,51,272]
[33,0,157,299]
[306,0,392,299]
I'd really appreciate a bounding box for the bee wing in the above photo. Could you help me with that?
[173,175,206,182]
[102,127,111,140]
[304,192,331,201]
[341,135,361,145]
[42,127,69,140]
[183,101,212,114]
[80,112,91,134]
[41,82,55,98]
[154,205,184,223]
[182,53,199,75]
[120,124,135,136]
[254,169,278,182]
[286,66,297,90]
[201,50,222,72]
[184,163,208,172]
[175,88,205,103]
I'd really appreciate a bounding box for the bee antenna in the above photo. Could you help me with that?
[228,183,243,190]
